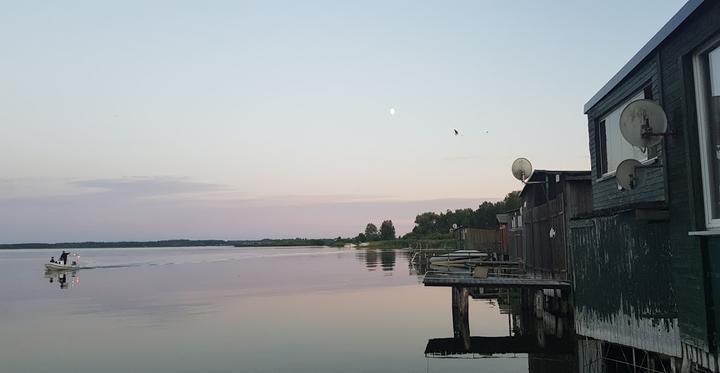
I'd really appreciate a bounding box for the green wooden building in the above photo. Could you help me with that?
[572,0,720,369]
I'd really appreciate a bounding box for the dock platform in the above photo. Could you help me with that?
[425,335,574,356]
[423,272,571,289]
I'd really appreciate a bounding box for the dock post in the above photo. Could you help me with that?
[451,286,471,351]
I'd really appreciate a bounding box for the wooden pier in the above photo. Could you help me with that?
[424,335,574,356]
[423,272,571,290]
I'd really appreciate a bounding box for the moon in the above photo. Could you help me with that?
[389,108,396,116]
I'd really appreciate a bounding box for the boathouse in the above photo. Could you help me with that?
[459,228,500,255]
[506,208,524,261]
[517,170,591,281]
[496,213,511,259]
[572,0,720,368]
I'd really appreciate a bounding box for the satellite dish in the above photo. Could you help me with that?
[620,99,668,148]
[511,158,533,182]
[616,159,642,190]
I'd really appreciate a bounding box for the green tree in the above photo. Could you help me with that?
[355,233,367,242]
[365,223,379,241]
[408,190,522,236]
[500,191,521,210]
[379,220,396,240]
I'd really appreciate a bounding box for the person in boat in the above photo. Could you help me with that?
[59,251,69,265]
[50,256,56,263]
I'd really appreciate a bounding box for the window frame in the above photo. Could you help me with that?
[596,119,608,175]
[597,89,652,178]
[693,35,720,229]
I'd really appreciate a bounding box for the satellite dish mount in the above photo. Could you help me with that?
[616,159,643,191]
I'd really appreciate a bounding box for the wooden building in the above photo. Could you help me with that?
[506,208,524,261]
[571,0,720,368]
[459,228,500,254]
[496,213,511,259]
[517,170,591,281]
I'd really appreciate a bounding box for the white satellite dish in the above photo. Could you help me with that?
[511,158,533,182]
[620,99,668,148]
[616,159,642,190]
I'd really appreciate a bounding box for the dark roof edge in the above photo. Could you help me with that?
[583,0,704,113]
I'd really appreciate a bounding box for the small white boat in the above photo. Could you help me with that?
[44,262,80,271]
[429,250,488,263]
[45,252,81,271]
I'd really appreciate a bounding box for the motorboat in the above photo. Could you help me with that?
[45,252,81,271]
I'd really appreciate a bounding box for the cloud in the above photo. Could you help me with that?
[0,177,497,243]
[71,177,227,199]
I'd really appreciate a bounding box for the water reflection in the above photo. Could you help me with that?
[379,249,396,272]
[416,252,681,372]
[44,270,79,289]
[425,288,573,361]
[355,248,402,272]
[365,249,378,270]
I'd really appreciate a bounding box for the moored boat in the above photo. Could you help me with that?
[428,250,488,264]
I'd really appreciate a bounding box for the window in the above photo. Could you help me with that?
[596,90,650,177]
[694,40,720,227]
[597,120,608,174]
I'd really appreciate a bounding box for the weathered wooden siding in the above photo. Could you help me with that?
[461,228,499,252]
[498,225,509,256]
[570,213,679,356]
[523,196,567,279]
[583,0,720,354]
[586,56,665,212]
[509,227,523,261]
[509,210,523,261]
[563,181,592,283]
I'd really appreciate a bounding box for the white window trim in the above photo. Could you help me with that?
[595,157,659,183]
[693,36,720,229]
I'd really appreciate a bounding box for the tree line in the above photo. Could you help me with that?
[348,191,520,243]
[403,191,520,239]
[354,220,396,242]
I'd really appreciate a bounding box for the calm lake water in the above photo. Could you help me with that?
[0,247,527,373]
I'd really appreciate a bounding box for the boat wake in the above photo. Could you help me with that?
[57,248,355,271]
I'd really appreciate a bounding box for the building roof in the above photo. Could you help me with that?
[584,0,704,113]
[496,213,510,224]
[526,170,591,182]
[520,170,591,197]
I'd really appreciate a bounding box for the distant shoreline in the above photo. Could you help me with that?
[0,238,334,250]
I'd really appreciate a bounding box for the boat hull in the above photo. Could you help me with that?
[44,263,79,271]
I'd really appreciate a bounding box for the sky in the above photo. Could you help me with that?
[0,0,687,243]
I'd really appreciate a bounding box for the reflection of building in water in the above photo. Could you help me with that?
[425,286,575,371]
[424,285,684,372]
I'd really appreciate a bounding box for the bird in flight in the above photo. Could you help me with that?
[453,129,459,136]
